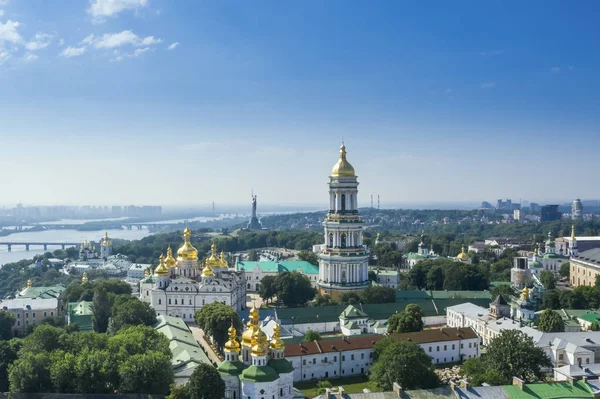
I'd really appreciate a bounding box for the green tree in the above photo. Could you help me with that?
[73,349,115,393]
[370,340,439,390]
[462,330,551,385]
[312,294,338,307]
[8,352,52,393]
[298,250,319,266]
[0,339,21,392]
[339,292,361,305]
[0,310,16,341]
[387,305,424,333]
[258,275,277,304]
[108,298,157,334]
[425,265,444,290]
[49,350,77,393]
[167,384,190,399]
[559,263,570,279]
[92,286,111,333]
[247,250,258,261]
[274,271,316,307]
[118,352,173,394]
[187,364,225,399]
[591,322,600,331]
[303,330,322,342]
[491,285,516,301]
[368,270,378,282]
[537,309,565,332]
[541,289,561,310]
[360,285,395,304]
[540,271,556,290]
[194,303,243,352]
[20,324,67,353]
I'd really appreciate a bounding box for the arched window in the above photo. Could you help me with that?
[341,270,346,282]
[329,233,334,247]
[341,233,347,248]
[341,194,346,212]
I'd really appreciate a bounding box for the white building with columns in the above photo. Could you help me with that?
[139,229,246,322]
[315,144,370,300]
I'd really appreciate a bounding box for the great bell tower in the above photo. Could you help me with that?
[316,144,369,299]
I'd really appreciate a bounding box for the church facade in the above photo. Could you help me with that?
[315,144,370,300]
[139,228,246,322]
[218,306,295,399]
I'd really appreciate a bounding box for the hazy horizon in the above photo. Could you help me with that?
[2,1,599,206]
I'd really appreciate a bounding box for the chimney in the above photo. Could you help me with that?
[337,386,345,399]
[460,379,470,389]
[393,382,402,396]
[513,377,525,390]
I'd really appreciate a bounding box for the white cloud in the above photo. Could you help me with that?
[60,46,86,57]
[88,0,148,18]
[0,20,23,44]
[109,55,123,62]
[90,30,161,49]
[0,0,8,6]
[58,38,64,46]
[0,48,10,64]
[25,32,53,51]
[167,41,179,50]
[550,66,561,74]
[0,10,4,17]
[22,52,38,62]
[480,49,504,56]
[480,82,496,89]
[132,47,149,57]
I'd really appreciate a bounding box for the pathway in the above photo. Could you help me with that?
[189,325,223,365]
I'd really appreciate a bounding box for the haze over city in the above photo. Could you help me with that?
[1,1,599,206]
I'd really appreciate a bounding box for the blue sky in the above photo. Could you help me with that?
[1,0,599,207]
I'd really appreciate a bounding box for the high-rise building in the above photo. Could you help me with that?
[541,205,561,222]
[316,144,369,299]
[572,199,583,221]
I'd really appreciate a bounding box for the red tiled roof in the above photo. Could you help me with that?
[284,327,477,357]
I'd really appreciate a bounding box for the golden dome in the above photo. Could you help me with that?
[26,279,32,288]
[177,228,198,261]
[82,272,88,285]
[101,232,111,247]
[251,328,268,356]
[165,246,177,268]
[242,305,260,347]
[201,260,214,277]
[522,287,530,300]
[154,254,170,276]
[456,247,468,261]
[224,321,241,353]
[270,324,285,350]
[144,267,151,277]
[219,251,228,267]
[331,143,356,177]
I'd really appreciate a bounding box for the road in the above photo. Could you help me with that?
[189,325,223,365]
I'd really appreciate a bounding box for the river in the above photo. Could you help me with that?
[0,228,151,266]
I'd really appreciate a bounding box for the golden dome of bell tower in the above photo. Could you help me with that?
[165,246,177,269]
[177,228,198,261]
[331,143,356,177]
[224,321,241,354]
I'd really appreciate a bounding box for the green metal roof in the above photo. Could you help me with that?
[503,380,593,399]
[67,301,93,316]
[240,365,279,383]
[268,358,294,375]
[236,260,319,274]
[18,284,66,299]
[218,360,246,377]
[430,290,491,299]
[153,315,211,370]
[340,305,368,319]
[578,312,600,323]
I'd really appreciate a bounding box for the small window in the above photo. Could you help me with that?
[429,346,432,352]
[303,360,306,365]
[334,356,337,361]
[351,354,354,360]
[469,342,472,348]
[43,312,47,317]
[361,353,364,359]
[312,358,316,364]
[169,299,172,305]
[452,344,455,350]
[159,299,162,305]
[436,346,440,352]
[444,345,447,351]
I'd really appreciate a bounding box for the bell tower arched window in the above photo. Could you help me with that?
[341,194,346,212]
[329,233,334,247]
[341,233,347,248]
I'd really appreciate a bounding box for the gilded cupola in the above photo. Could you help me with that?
[242,305,260,347]
[331,143,356,177]
[26,279,32,288]
[177,228,198,261]
[82,272,88,285]
[205,242,220,268]
[219,251,228,267]
[270,324,285,350]
[165,246,177,268]
[201,260,214,277]
[101,232,111,247]
[154,254,170,276]
[456,246,469,261]
[224,321,241,353]
[251,328,268,357]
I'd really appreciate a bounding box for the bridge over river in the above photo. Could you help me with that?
[0,242,79,251]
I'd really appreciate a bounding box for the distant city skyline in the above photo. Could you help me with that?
[1,1,599,206]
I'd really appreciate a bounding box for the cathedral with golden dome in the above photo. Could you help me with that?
[315,144,370,299]
[218,305,294,399]
[139,228,246,320]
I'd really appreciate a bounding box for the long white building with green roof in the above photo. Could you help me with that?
[235,260,319,291]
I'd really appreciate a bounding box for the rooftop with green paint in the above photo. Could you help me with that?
[235,260,319,274]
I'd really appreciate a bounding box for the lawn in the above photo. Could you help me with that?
[294,375,383,398]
